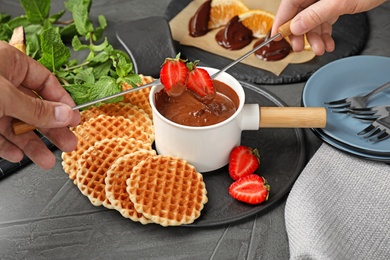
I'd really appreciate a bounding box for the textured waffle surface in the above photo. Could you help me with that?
[126,155,208,226]
[76,138,152,208]
[62,114,153,181]
[78,101,152,128]
[105,150,156,224]
[122,74,154,119]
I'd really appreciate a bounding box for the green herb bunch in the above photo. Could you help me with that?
[0,0,141,107]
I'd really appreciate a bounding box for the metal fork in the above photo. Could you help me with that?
[347,105,390,121]
[324,81,390,112]
[356,111,390,142]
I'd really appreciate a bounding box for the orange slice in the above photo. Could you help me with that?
[239,10,275,38]
[208,0,249,29]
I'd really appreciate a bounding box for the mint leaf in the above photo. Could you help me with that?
[92,15,107,41]
[63,84,91,106]
[71,35,89,51]
[0,13,11,23]
[111,49,132,63]
[92,61,112,80]
[49,9,66,23]
[65,76,123,107]
[71,1,94,36]
[0,24,12,41]
[89,37,109,52]
[90,49,110,63]
[115,55,133,78]
[20,0,51,24]
[90,76,123,103]
[65,0,92,13]
[120,74,142,88]
[74,67,95,85]
[38,27,70,72]
[60,24,79,42]
[25,24,42,59]
[7,16,29,30]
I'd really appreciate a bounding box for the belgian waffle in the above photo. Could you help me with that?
[126,155,208,226]
[62,114,154,181]
[76,137,152,208]
[105,150,156,224]
[122,74,154,119]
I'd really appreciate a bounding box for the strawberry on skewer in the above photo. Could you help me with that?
[160,53,188,97]
[159,55,216,102]
[186,60,216,102]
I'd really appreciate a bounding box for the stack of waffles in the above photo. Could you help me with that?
[61,75,208,226]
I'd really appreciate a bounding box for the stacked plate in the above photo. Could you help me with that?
[302,55,390,162]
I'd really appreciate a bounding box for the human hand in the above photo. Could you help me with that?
[271,0,387,55]
[0,41,80,170]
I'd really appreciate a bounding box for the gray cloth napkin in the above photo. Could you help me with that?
[285,143,390,260]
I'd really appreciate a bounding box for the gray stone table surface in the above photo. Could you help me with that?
[0,0,389,259]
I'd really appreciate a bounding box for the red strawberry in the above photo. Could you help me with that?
[228,146,260,181]
[228,174,270,205]
[160,53,188,96]
[185,61,215,101]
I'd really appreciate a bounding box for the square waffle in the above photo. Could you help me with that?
[126,155,208,226]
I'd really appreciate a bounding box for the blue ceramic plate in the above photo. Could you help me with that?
[303,55,390,158]
[311,128,390,162]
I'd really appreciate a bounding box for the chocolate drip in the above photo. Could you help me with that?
[254,33,292,61]
[189,0,211,37]
[215,16,253,50]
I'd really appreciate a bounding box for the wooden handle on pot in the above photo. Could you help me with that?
[259,107,327,128]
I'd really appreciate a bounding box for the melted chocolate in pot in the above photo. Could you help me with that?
[155,80,239,127]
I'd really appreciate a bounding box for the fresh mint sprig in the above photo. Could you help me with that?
[0,0,141,109]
